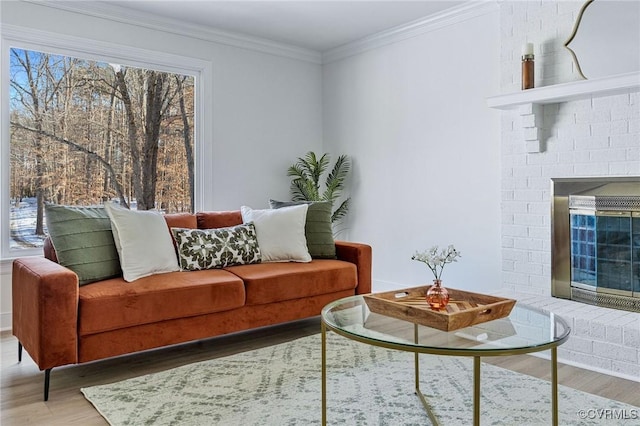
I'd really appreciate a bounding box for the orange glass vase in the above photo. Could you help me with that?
[426,279,449,310]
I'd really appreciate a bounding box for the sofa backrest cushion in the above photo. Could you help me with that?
[164,212,197,229]
[43,236,58,263]
[196,211,243,229]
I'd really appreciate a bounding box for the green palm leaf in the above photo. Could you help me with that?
[331,198,350,224]
[301,152,329,190]
[288,151,351,225]
[322,154,350,203]
[289,178,316,202]
[287,164,316,201]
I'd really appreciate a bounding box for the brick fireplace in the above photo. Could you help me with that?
[498,2,640,380]
[498,100,640,380]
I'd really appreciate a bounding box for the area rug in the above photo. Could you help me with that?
[82,333,637,425]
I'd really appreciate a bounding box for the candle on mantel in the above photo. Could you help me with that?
[521,43,534,90]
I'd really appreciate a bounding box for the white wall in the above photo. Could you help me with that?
[322,8,502,293]
[0,1,324,330]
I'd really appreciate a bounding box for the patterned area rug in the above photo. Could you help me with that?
[82,333,637,425]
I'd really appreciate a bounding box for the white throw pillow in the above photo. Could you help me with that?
[104,202,179,282]
[240,204,311,263]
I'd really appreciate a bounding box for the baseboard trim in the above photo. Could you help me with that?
[528,350,640,383]
[371,279,407,292]
[1,312,12,333]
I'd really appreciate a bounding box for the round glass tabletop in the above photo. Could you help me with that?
[321,295,571,356]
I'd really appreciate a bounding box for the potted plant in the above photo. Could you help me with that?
[287,151,351,231]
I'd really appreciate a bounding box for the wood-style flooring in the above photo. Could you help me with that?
[1,318,639,425]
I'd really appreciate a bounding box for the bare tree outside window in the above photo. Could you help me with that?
[9,48,195,250]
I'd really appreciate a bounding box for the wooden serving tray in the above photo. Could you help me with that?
[363,286,516,332]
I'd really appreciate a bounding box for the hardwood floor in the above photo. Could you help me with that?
[2,318,638,425]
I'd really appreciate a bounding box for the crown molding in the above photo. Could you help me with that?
[322,0,499,64]
[2,24,212,75]
[17,0,499,65]
[20,0,323,64]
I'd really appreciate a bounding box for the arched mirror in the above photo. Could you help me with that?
[565,0,640,79]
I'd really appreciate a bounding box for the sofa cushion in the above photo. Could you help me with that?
[78,270,245,336]
[196,211,243,229]
[43,236,59,263]
[269,199,336,259]
[224,259,357,306]
[172,224,261,270]
[44,204,121,285]
[105,202,180,282]
[240,205,311,263]
[164,213,197,229]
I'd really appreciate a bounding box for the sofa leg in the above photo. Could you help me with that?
[18,342,22,362]
[44,368,52,401]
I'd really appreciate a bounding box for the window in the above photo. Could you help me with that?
[2,28,212,258]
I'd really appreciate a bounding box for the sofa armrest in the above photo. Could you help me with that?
[12,257,79,370]
[335,241,372,295]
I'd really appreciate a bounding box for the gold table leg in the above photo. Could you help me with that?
[414,324,441,426]
[322,321,327,426]
[415,324,419,391]
[474,356,480,426]
[552,347,558,426]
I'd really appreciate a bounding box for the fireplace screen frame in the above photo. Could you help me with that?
[551,177,640,313]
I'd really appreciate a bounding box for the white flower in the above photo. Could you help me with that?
[411,245,461,280]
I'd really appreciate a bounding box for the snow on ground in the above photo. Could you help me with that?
[10,198,46,249]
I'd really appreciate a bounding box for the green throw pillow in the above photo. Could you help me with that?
[171,223,262,271]
[44,204,121,285]
[269,200,336,259]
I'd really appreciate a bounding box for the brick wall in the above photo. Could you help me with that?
[500,1,640,296]
[498,1,640,380]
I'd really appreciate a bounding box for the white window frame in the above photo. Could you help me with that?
[1,25,213,259]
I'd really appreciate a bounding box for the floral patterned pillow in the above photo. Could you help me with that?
[171,223,261,271]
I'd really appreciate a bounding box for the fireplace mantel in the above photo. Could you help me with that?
[486,72,640,153]
[487,72,640,109]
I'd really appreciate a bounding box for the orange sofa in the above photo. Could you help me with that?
[12,211,372,400]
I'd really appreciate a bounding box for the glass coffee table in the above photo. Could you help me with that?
[321,294,570,426]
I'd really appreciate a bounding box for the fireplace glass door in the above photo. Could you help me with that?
[553,178,640,312]
[634,213,640,294]
[570,212,596,287]
[570,211,634,295]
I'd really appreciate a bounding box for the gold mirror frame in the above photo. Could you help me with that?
[564,0,594,80]
[564,0,640,80]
